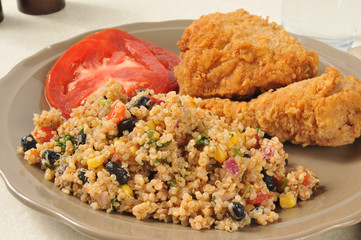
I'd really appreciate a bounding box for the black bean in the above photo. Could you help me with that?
[75,131,87,146]
[117,118,137,137]
[262,170,276,191]
[243,152,250,158]
[21,134,37,152]
[105,161,129,185]
[78,170,88,183]
[42,150,61,165]
[227,202,246,221]
[134,96,152,109]
[264,133,272,139]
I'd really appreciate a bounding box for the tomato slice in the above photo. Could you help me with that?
[46,29,179,118]
[85,28,180,90]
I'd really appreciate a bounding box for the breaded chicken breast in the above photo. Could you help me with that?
[175,9,319,99]
[200,67,361,147]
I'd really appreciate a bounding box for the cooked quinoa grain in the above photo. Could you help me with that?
[18,80,320,231]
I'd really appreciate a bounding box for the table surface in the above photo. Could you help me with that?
[1,1,361,239]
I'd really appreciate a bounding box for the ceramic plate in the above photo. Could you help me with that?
[1,20,361,240]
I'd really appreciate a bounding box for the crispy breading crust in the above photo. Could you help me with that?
[175,9,319,99]
[200,67,361,147]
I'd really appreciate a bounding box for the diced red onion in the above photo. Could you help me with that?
[220,192,233,201]
[174,119,180,128]
[254,134,260,149]
[223,158,240,176]
[262,146,274,160]
[95,192,111,209]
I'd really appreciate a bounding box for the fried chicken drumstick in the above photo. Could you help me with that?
[175,9,319,99]
[200,67,361,147]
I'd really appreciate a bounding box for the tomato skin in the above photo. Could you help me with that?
[46,28,180,119]
[33,127,54,143]
[147,95,165,105]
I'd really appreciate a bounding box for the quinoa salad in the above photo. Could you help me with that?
[18,80,320,231]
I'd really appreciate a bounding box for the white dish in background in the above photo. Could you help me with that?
[1,20,361,240]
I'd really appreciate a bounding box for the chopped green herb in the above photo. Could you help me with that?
[185,133,192,137]
[156,158,170,165]
[233,148,243,156]
[255,128,259,133]
[147,130,155,139]
[109,197,119,213]
[210,195,216,202]
[148,139,157,146]
[241,184,250,201]
[211,162,220,168]
[241,172,247,181]
[43,162,55,170]
[229,132,234,138]
[167,180,177,188]
[280,178,288,192]
[56,134,75,154]
[195,133,211,146]
[99,98,110,105]
[156,140,172,150]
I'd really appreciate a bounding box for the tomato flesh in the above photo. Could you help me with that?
[247,193,269,205]
[85,28,180,90]
[108,101,126,124]
[33,127,54,143]
[45,28,180,118]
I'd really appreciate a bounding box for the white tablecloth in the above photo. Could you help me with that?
[1,1,361,239]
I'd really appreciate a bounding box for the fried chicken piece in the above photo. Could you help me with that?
[199,67,361,147]
[175,9,319,99]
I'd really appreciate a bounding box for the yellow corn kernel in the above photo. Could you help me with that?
[113,138,124,148]
[279,192,297,209]
[150,131,160,140]
[130,145,139,157]
[145,120,156,131]
[229,132,239,145]
[214,145,227,163]
[121,184,134,197]
[87,155,105,168]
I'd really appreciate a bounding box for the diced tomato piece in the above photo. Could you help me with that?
[247,193,269,205]
[148,95,165,105]
[107,101,126,124]
[33,127,54,143]
[303,172,311,186]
